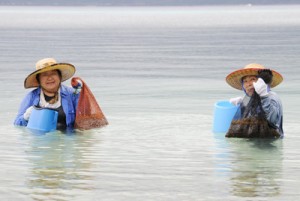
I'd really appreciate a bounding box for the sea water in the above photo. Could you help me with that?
[0,5,300,200]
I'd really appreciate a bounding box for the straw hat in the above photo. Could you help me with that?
[24,58,76,88]
[226,63,283,90]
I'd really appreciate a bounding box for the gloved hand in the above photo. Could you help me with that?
[72,79,83,94]
[229,96,243,106]
[24,106,34,121]
[253,78,268,97]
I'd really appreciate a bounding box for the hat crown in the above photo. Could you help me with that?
[35,58,57,70]
[244,63,265,70]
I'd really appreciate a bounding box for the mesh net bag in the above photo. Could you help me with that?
[71,77,108,130]
[226,69,280,138]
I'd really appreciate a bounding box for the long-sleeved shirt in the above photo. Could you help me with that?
[14,85,79,130]
[260,91,284,137]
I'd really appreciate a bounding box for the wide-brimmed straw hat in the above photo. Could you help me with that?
[24,58,76,88]
[226,63,283,90]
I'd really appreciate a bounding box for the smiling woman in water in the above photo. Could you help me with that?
[14,58,80,130]
[226,63,284,138]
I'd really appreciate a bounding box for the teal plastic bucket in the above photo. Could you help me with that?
[213,100,239,133]
[27,107,58,132]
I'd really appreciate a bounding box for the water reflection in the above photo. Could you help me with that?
[227,138,283,197]
[25,131,96,200]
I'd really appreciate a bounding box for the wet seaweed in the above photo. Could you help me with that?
[226,91,280,139]
[258,69,273,84]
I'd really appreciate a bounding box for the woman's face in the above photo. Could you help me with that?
[242,75,258,96]
[39,70,61,94]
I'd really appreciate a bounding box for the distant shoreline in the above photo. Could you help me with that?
[0,3,299,7]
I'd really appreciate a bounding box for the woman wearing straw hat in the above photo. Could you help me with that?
[14,58,81,130]
[226,63,284,137]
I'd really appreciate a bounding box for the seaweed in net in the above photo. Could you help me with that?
[257,69,273,84]
[71,77,108,130]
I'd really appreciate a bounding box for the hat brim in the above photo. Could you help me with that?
[24,63,75,88]
[226,68,283,90]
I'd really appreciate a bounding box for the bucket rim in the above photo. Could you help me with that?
[33,106,59,112]
[214,100,238,109]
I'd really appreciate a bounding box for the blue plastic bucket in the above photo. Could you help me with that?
[213,100,239,133]
[27,107,58,132]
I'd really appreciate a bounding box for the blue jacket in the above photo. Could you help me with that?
[261,91,284,137]
[14,85,79,129]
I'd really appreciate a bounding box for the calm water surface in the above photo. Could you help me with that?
[0,5,300,200]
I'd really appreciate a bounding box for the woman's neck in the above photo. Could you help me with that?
[43,90,56,97]
[42,88,59,104]
[42,86,59,97]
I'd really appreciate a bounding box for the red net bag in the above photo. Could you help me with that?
[71,77,108,130]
